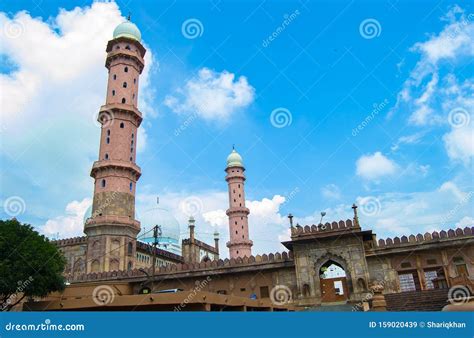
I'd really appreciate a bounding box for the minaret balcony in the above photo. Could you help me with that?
[226,239,253,248]
[84,215,140,232]
[98,103,143,127]
[105,48,145,73]
[226,207,250,216]
[90,159,141,179]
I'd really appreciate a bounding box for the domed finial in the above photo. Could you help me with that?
[226,147,243,168]
[113,19,142,41]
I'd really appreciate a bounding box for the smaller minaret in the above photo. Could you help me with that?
[213,230,220,254]
[352,204,360,228]
[225,147,253,258]
[188,216,195,243]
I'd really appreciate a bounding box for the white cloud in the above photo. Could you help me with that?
[0,3,155,207]
[443,124,474,163]
[321,184,341,200]
[455,216,474,228]
[164,67,255,121]
[391,132,425,151]
[356,152,397,180]
[389,6,473,165]
[42,198,91,238]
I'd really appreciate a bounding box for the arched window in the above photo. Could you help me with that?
[123,82,127,88]
[106,137,110,144]
[121,98,126,104]
[134,78,136,84]
[131,133,134,139]
[112,90,115,96]
[101,179,106,188]
[105,153,109,160]
[127,242,133,256]
[132,93,135,99]
[130,156,133,161]
[130,147,133,153]
[129,182,133,192]
[120,122,124,128]
[115,45,120,50]
[124,66,128,72]
[113,74,116,80]
[125,45,131,50]
[107,129,110,136]
[127,261,133,270]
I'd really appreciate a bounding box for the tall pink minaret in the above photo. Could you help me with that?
[84,19,145,273]
[225,147,253,258]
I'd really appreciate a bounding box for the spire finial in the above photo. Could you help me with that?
[232,144,235,150]
[127,12,131,21]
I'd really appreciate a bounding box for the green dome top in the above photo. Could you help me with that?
[113,20,141,42]
[226,149,244,168]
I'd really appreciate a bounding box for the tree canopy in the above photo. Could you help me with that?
[0,219,66,311]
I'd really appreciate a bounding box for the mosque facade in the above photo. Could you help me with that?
[51,20,474,310]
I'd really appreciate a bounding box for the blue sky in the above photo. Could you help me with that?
[0,0,473,257]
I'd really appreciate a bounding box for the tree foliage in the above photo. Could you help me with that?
[0,219,66,311]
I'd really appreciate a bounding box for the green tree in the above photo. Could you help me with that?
[0,219,66,311]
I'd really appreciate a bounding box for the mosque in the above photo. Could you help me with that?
[47,19,473,311]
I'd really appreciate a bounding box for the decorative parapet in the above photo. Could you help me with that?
[376,227,473,248]
[67,250,294,283]
[291,219,358,237]
[51,236,87,247]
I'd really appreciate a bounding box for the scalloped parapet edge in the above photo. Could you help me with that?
[376,227,473,248]
[66,250,294,283]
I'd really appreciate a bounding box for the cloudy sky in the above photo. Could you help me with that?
[1,0,473,257]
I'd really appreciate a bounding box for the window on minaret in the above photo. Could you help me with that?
[101,179,106,188]
[236,231,238,234]
[130,156,133,161]
[106,137,110,144]
[107,130,110,135]
[129,182,133,191]
[130,147,133,153]
[105,153,109,160]
[113,74,117,80]
[125,45,131,50]
[235,221,237,225]
[134,78,136,84]
[124,66,129,72]
[112,90,115,96]
[131,133,134,139]
[127,242,133,256]
[120,122,124,128]
[123,82,127,88]
[122,98,126,104]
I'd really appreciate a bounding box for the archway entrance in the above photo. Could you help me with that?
[319,260,348,303]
